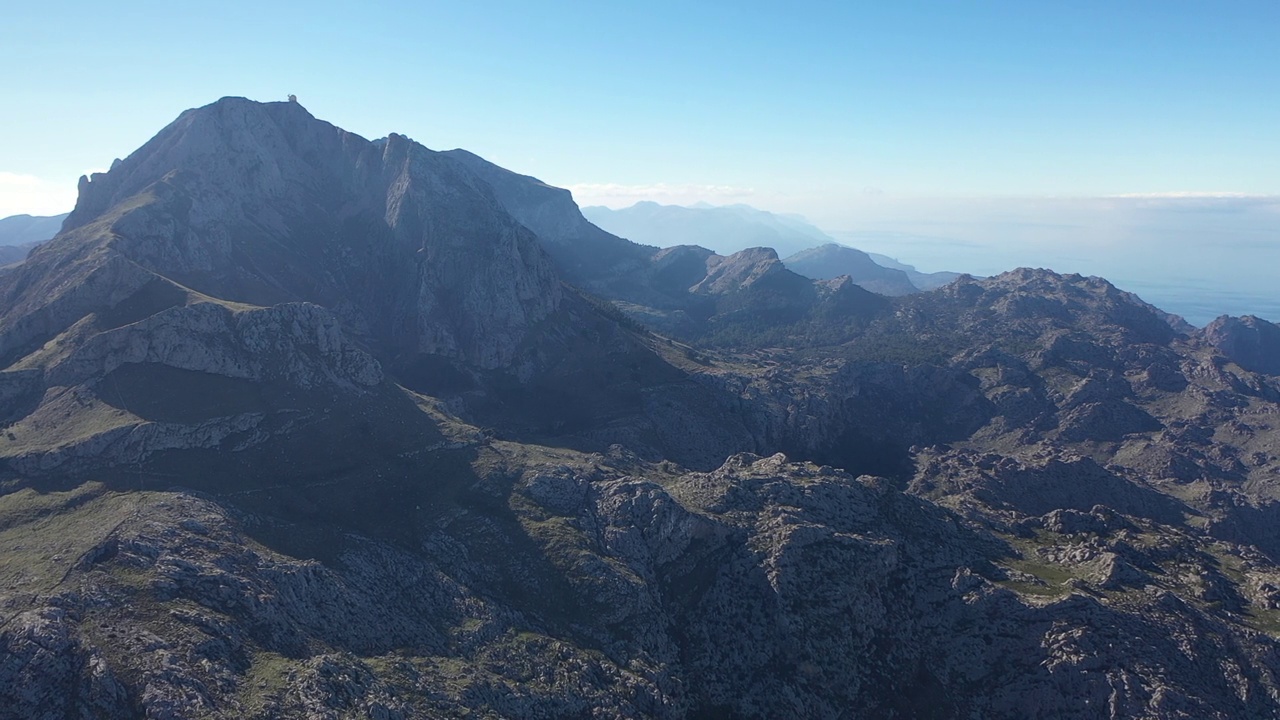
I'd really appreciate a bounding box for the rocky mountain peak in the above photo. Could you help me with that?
[937,268,1180,345]
[691,246,785,295]
[1204,314,1280,375]
[66,97,335,233]
[13,97,565,371]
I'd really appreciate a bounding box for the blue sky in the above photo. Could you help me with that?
[4,1,1277,208]
[2,1,1278,320]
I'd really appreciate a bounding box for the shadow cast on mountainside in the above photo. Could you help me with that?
[18,378,448,500]
[200,444,614,658]
[391,346,759,473]
[1207,501,1280,564]
[99,363,273,424]
[784,430,915,481]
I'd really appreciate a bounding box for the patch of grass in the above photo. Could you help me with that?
[1005,559,1079,587]
[0,484,140,598]
[0,481,106,529]
[995,531,1083,598]
[0,389,138,455]
[996,579,1064,597]
[1246,609,1280,637]
[520,515,588,559]
[1208,544,1250,585]
[238,651,298,713]
[102,563,154,592]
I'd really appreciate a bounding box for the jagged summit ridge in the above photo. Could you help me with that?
[67,97,333,231]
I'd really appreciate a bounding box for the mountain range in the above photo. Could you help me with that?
[0,213,66,266]
[583,201,963,296]
[582,201,831,259]
[2,97,1280,719]
[781,243,919,296]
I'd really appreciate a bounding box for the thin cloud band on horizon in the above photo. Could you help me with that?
[1107,191,1278,199]
[564,182,1280,208]
[564,182,758,208]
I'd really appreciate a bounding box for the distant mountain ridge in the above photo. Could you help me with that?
[582,201,969,296]
[0,212,67,247]
[0,212,67,265]
[782,243,919,296]
[583,201,830,260]
[865,250,963,290]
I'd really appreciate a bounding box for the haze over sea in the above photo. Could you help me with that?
[814,194,1280,327]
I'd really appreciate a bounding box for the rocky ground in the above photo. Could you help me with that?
[8,445,1280,719]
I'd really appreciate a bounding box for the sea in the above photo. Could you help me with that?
[834,228,1280,328]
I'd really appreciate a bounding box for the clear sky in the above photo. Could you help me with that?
[2,1,1278,321]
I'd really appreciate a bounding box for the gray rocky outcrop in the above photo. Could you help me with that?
[1204,315,1280,376]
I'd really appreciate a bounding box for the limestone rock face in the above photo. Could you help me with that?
[45,302,381,390]
[23,97,562,372]
[0,100,581,502]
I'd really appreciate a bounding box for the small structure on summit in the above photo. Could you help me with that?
[288,94,298,103]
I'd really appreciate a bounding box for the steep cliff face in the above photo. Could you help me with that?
[16,98,561,371]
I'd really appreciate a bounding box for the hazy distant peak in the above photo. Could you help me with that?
[582,201,831,259]
[724,245,780,262]
[692,246,788,295]
[652,244,715,263]
[0,213,68,247]
[782,243,918,296]
[866,252,916,273]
